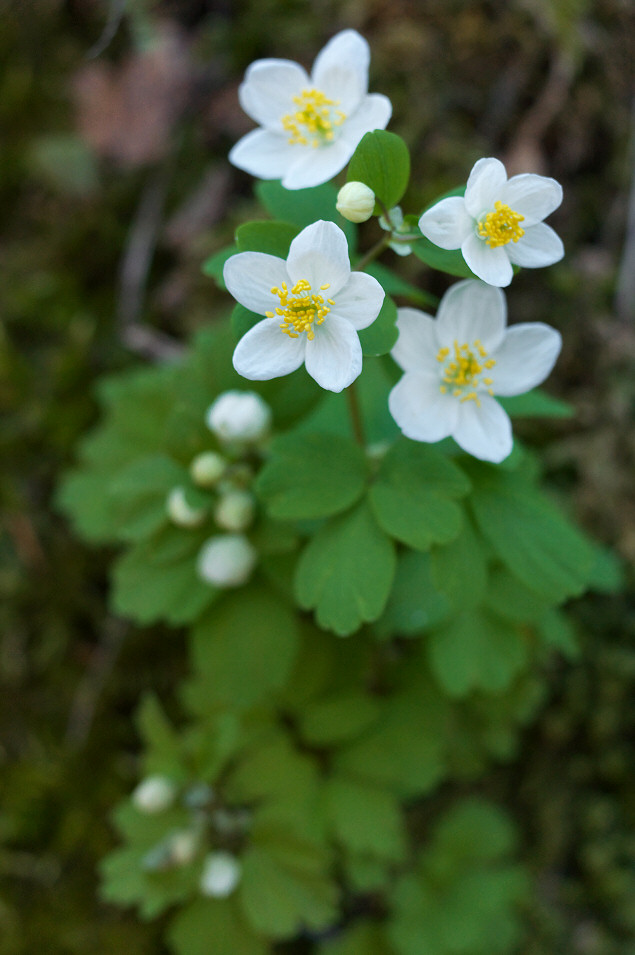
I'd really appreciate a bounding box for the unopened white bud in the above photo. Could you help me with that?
[190,452,226,488]
[166,486,207,528]
[206,391,271,445]
[197,534,257,588]
[336,181,376,223]
[168,829,199,866]
[199,852,241,898]
[214,491,255,532]
[132,775,176,814]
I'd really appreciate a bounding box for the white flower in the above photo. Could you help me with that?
[388,279,562,463]
[229,29,392,190]
[132,775,176,814]
[197,534,257,588]
[336,181,376,222]
[379,205,413,256]
[224,220,384,392]
[206,391,271,444]
[166,486,207,528]
[214,490,255,532]
[418,157,564,287]
[168,830,199,866]
[199,852,241,898]
[190,451,227,488]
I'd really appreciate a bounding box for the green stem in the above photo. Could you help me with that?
[346,381,366,447]
[354,234,391,272]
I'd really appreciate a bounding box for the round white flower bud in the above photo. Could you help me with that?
[166,487,207,528]
[206,391,271,444]
[336,181,376,223]
[214,490,256,532]
[199,852,241,898]
[190,451,227,488]
[168,829,199,867]
[132,775,176,814]
[197,534,257,588]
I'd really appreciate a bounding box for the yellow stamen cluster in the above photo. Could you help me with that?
[437,339,496,405]
[478,201,525,248]
[281,88,346,148]
[266,279,334,341]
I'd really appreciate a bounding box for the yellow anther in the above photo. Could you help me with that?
[270,277,332,341]
[478,200,525,248]
[281,89,346,147]
[436,339,496,405]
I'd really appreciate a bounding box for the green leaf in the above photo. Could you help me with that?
[498,388,574,418]
[201,246,235,290]
[348,131,410,210]
[168,898,268,955]
[100,802,197,919]
[231,303,263,339]
[430,513,488,610]
[485,566,550,623]
[226,733,318,819]
[135,694,187,781]
[334,675,447,798]
[427,608,530,697]
[411,234,476,278]
[240,832,337,939]
[365,261,438,308]
[468,464,595,602]
[358,294,398,357]
[295,500,396,636]
[189,586,300,709]
[299,691,381,746]
[324,777,406,861]
[369,440,470,550]
[389,799,528,955]
[374,549,450,638]
[256,432,367,520]
[108,454,188,542]
[235,219,300,257]
[255,179,356,247]
[112,536,215,626]
[317,923,393,955]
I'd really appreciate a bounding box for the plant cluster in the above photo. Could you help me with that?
[58,27,616,955]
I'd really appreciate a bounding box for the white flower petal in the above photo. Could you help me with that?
[286,220,350,293]
[461,232,514,287]
[499,174,563,226]
[436,279,507,352]
[491,323,562,396]
[418,196,473,250]
[223,252,289,314]
[388,372,459,443]
[304,314,362,391]
[331,272,385,330]
[505,223,564,268]
[464,157,508,217]
[391,308,438,372]
[311,30,369,113]
[233,318,306,380]
[337,93,392,146]
[452,395,513,463]
[239,59,310,128]
[281,138,354,190]
[229,129,298,180]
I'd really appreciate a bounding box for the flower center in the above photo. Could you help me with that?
[266,279,334,341]
[477,201,525,248]
[281,88,346,148]
[437,339,496,405]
